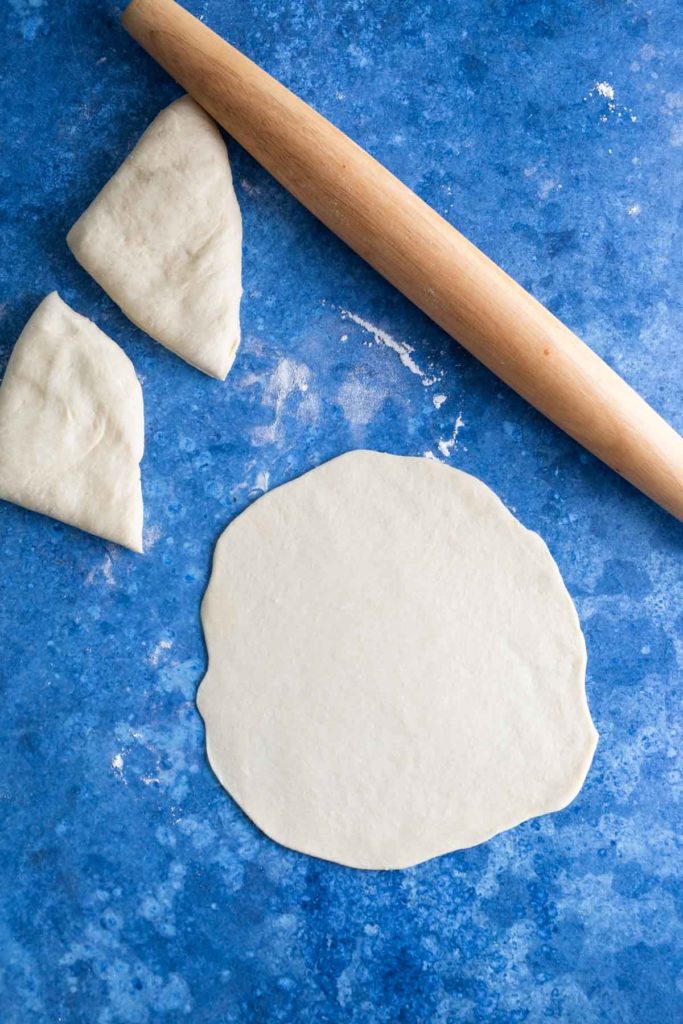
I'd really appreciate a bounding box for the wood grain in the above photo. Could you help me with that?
[122,0,683,520]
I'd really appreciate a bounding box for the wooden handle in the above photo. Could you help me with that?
[122,0,683,520]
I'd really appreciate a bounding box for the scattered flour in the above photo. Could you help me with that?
[432,394,447,410]
[664,92,683,147]
[340,310,438,387]
[522,166,562,199]
[437,413,465,458]
[101,556,115,586]
[538,178,562,200]
[148,639,173,668]
[239,178,262,197]
[143,524,162,550]
[627,203,642,216]
[251,358,313,445]
[253,470,270,493]
[596,81,615,100]
[670,124,683,148]
[110,720,192,800]
[85,552,116,587]
[587,81,638,123]
[664,92,683,111]
[347,43,370,69]
[337,375,387,427]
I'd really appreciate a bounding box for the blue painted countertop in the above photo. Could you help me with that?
[1,1,681,1021]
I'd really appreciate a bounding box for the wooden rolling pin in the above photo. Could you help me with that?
[122,0,683,520]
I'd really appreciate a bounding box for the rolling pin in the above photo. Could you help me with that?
[122,0,683,521]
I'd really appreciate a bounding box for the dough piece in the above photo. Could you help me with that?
[198,451,598,869]
[0,293,144,552]
[67,96,243,380]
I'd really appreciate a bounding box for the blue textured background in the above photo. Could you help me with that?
[1,1,682,1020]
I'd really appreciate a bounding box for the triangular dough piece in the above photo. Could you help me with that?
[0,293,144,552]
[67,96,243,380]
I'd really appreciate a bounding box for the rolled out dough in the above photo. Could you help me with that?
[0,293,144,552]
[198,451,598,869]
[67,96,243,380]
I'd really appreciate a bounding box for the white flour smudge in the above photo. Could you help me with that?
[523,166,562,199]
[85,552,116,587]
[239,178,262,197]
[111,752,125,780]
[102,556,115,586]
[437,413,465,458]
[8,0,46,41]
[143,524,162,550]
[538,178,562,200]
[340,310,438,387]
[148,639,173,668]
[337,375,387,427]
[348,43,370,69]
[432,394,447,410]
[587,81,637,123]
[253,470,270,493]
[423,450,437,460]
[111,722,189,799]
[252,358,313,445]
[596,81,615,100]
[627,203,642,216]
[664,95,683,148]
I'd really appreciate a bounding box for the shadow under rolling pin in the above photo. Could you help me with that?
[122,0,683,521]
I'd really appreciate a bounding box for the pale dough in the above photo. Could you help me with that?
[0,293,144,552]
[198,451,598,869]
[67,96,243,380]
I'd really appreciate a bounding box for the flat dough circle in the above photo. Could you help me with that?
[198,451,597,869]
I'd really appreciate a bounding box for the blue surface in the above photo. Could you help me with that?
[1,0,682,1020]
